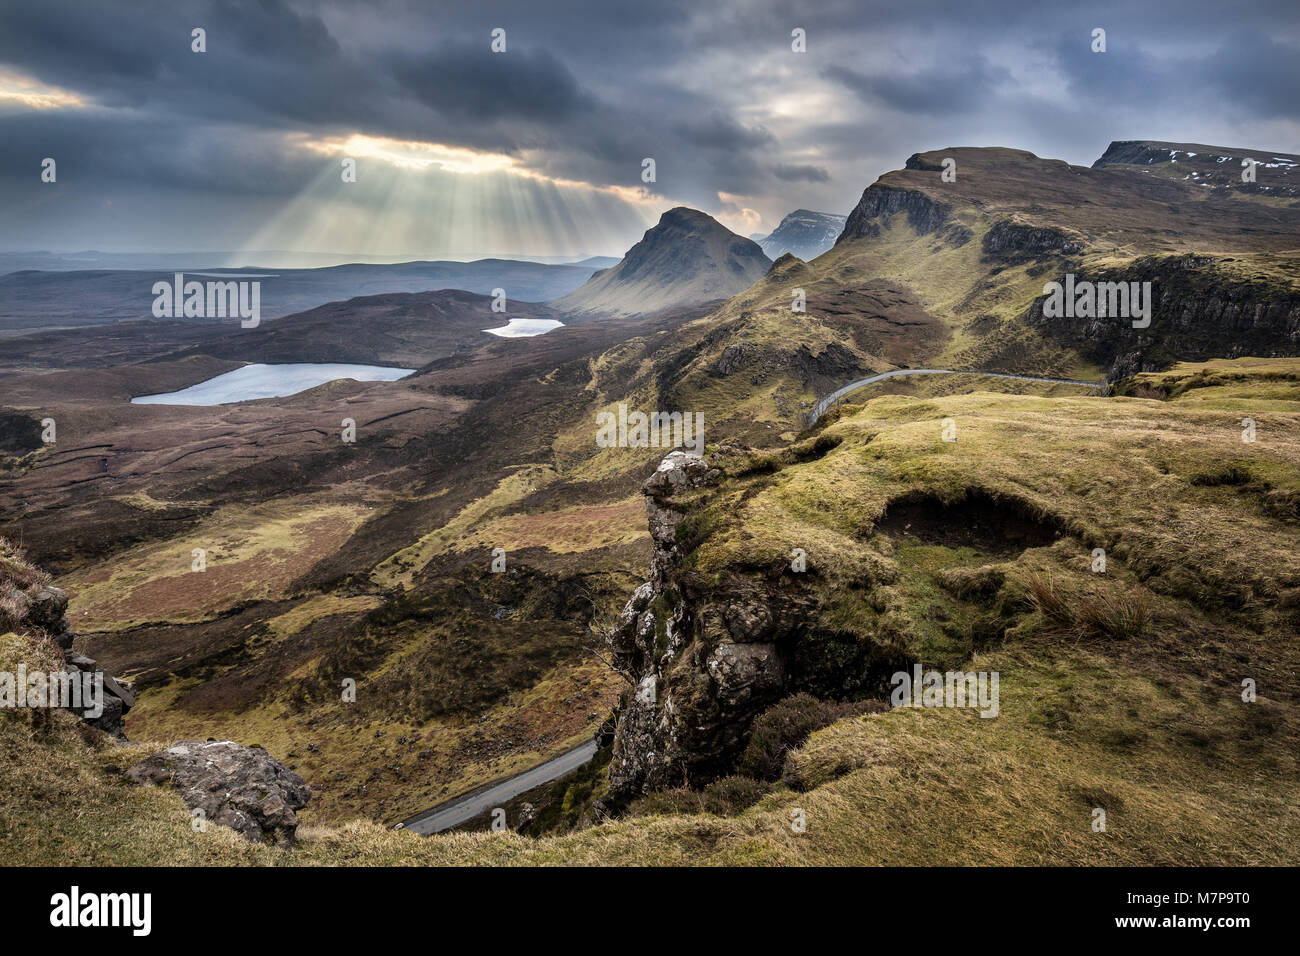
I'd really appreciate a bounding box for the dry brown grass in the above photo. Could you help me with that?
[0,536,52,632]
[0,537,50,591]
[1024,571,1151,640]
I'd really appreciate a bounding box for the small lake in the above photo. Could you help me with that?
[483,318,564,337]
[131,363,415,406]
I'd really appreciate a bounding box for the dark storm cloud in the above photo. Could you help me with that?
[0,111,323,196]
[392,43,596,122]
[0,0,380,124]
[1207,32,1300,121]
[1,0,1297,254]
[1050,29,1184,104]
[773,164,830,183]
[823,58,1013,115]
[674,112,775,151]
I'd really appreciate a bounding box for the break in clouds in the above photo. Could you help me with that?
[1,0,1297,259]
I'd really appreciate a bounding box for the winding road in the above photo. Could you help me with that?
[400,740,599,835]
[805,369,1107,426]
[400,368,1106,836]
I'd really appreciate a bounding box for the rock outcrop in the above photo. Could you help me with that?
[126,740,311,846]
[982,219,1086,260]
[1,539,135,737]
[35,586,135,737]
[836,184,951,244]
[600,451,909,809]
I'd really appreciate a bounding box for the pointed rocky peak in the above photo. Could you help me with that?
[550,207,771,317]
[758,209,847,261]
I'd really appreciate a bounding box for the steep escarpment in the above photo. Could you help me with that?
[1025,254,1300,379]
[836,183,952,243]
[817,143,1300,387]
[1093,140,1300,197]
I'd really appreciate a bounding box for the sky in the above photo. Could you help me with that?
[1,0,1298,262]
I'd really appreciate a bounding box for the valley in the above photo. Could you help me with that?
[3,139,1298,865]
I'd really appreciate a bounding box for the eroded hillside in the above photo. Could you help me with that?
[5,359,1296,864]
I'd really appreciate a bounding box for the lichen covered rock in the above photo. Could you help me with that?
[126,740,311,846]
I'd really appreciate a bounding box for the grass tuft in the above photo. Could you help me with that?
[1024,571,1151,639]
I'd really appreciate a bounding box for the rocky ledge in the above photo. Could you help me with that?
[5,580,135,737]
[981,218,1086,260]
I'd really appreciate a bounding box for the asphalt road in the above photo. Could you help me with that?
[400,739,600,835]
[399,370,1104,836]
[806,368,1107,425]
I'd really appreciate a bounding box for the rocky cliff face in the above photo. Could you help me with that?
[600,452,910,808]
[1024,254,1300,379]
[982,219,1086,261]
[836,184,951,243]
[1093,140,1300,197]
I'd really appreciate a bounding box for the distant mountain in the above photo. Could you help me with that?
[0,289,569,371]
[573,256,622,270]
[0,258,606,333]
[0,250,620,272]
[1093,140,1300,197]
[757,209,847,260]
[550,207,771,317]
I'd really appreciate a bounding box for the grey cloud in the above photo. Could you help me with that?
[822,57,1013,115]
[391,43,596,122]
[1207,32,1300,121]
[673,111,775,151]
[773,164,830,182]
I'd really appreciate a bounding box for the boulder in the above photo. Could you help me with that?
[715,344,748,376]
[126,740,311,847]
[27,585,69,633]
[514,803,537,833]
[642,450,713,499]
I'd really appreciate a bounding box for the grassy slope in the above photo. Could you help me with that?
[6,359,1296,864]
[647,146,1300,442]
